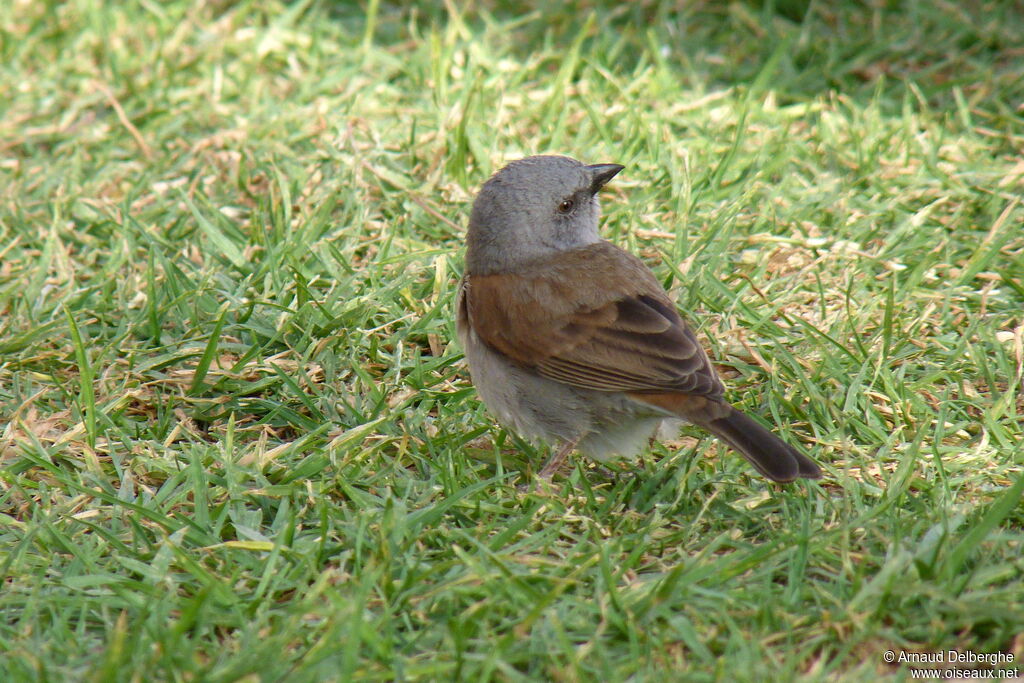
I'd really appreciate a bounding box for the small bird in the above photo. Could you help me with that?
[456,155,822,482]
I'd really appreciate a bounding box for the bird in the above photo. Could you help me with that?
[455,155,822,482]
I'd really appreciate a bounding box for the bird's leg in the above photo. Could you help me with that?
[537,437,579,480]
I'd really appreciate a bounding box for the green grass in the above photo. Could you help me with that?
[2,1,1023,680]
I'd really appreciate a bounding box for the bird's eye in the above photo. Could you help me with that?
[558,199,575,214]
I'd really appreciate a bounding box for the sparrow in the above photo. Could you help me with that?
[455,155,822,482]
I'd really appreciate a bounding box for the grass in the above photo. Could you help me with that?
[1,0,1023,680]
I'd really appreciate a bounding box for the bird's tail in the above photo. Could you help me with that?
[628,392,822,482]
[704,408,821,482]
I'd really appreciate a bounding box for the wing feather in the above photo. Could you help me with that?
[463,242,726,400]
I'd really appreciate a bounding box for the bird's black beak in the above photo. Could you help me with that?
[586,163,624,195]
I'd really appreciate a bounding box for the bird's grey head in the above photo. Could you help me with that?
[464,155,624,274]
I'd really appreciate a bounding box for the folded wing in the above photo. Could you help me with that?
[462,241,725,400]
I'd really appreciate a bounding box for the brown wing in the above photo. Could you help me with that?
[462,241,725,399]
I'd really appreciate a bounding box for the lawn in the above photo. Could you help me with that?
[1,1,1023,681]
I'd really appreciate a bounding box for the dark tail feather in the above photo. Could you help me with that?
[706,408,822,482]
